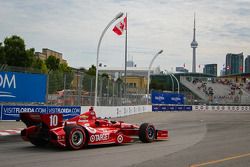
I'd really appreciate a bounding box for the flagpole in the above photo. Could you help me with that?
[124,13,128,98]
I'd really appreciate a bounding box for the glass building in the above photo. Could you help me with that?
[203,64,217,76]
[225,53,244,75]
[245,55,250,73]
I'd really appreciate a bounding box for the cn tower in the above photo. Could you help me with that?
[191,13,198,73]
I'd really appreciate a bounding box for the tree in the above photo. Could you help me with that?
[100,73,109,96]
[86,65,96,76]
[48,70,64,93]
[0,43,5,64]
[25,48,35,67]
[116,77,123,97]
[3,35,34,67]
[33,58,48,73]
[45,55,60,72]
[59,63,74,89]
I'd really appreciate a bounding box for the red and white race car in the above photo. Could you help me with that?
[20,107,168,150]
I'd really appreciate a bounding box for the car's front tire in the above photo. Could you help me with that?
[139,123,156,143]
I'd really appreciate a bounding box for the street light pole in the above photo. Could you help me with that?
[94,12,124,107]
[165,70,174,92]
[170,73,180,94]
[147,50,163,104]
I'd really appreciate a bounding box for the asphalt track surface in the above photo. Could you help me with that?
[0,111,250,167]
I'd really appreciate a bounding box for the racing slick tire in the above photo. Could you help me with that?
[29,138,48,147]
[64,125,88,150]
[139,123,156,143]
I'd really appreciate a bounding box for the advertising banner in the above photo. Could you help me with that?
[151,92,184,105]
[1,105,81,120]
[47,106,81,120]
[152,105,192,112]
[0,72,47,103]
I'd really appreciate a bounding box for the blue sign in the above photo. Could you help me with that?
[47,106,81,120]
[151,92,184,105]
[152,105,192,112]
[152,105,162,112]
[0,105,81,120]
[2,105,47,120]
[0,72,47,103]
[184,106,192,111]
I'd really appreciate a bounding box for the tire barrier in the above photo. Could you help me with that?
[192,105,250,112]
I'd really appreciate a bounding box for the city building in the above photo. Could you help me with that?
[125,76,147,94]
[245,55,250,73]
[191,14,198,73]
[176,67,189,73]
[225,53,243,75]
[98,66,161,80]
[203,64,217,76]
[127,60,136,67]
[35,48,67,64]
[220,69,226,76]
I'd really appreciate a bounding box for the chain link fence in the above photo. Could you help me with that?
[47,71,147,106]
[0,64,147,106]
[2,64,249,106]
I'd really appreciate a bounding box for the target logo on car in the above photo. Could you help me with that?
[89,134,109,142]
[117,134,123,143]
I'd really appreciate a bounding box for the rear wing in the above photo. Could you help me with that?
[20,112,63,129]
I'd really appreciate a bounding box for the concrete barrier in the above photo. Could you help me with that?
[81,105,151,118]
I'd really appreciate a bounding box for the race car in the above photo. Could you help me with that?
[20,107,168,150]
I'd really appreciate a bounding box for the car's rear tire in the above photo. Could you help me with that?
[139,123,156,143]
[64,126,88,150]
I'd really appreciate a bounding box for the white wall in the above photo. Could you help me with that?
[81,105,250,118]
[81,105,151,118]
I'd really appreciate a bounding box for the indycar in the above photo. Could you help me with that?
[20,107,168,150]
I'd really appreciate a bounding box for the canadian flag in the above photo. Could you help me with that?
[112,17,127,35]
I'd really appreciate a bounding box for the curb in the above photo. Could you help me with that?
[0,128,23,136]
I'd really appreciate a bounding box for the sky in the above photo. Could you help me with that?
[0,0,250,74]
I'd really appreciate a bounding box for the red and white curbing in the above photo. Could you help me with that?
[0,128,23,136]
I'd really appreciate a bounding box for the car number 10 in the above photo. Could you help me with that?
[49,115,58,126]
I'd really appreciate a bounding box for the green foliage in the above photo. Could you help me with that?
[3,35,34,67]
[48,70,64,93]
[101,73,109,79]
[82,73,95,92]
[116,77,124,97]
[59,63,69,72]
[25,48,35,67]
[47,63,74,93]
[150,76,171,91]
[0,35,75,94]
[33,58,48,73]
[45,55,60,72]
[0,43,5,64]
[86,65,96,76]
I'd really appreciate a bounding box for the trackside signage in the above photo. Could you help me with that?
[152,105,192,112]
[151,92,184,105]
[0,105,81,120]
[0,72,47,103]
